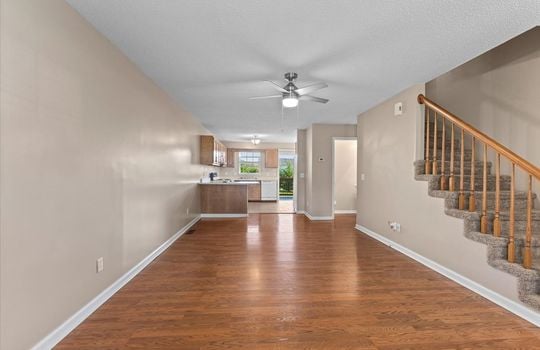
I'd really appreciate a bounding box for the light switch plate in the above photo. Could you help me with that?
[96,257,104,273]
[394,102,403,116]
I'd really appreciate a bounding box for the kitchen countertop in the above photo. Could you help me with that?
[200,179,278,185]
[200,182,249,185]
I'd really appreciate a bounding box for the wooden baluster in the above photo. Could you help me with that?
[480,144,488,233]
[493,153,501,237]
[508,163,515,263]
[458,129,465,210]
[425,108,431,174]
[432,112,438,175]
[523,175,533,269]
[469,137,476,212]
[440,117,447,190]
[449,123,455,192]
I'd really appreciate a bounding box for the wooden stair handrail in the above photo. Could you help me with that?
[418,94,540,180]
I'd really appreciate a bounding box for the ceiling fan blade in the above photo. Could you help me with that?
[294,82,328,96]
[249,95,282,100]
[299,95,329,104]
[265,80,288,93]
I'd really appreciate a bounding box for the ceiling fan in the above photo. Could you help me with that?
[249,72,329,108]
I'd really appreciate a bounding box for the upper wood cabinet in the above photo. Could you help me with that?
[226,148,235,168]
[265,149,279,168]
[200,135,226,167]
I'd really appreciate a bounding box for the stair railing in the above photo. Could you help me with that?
[418,94,540,269]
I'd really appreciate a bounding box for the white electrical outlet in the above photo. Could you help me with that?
[186,207,190,215]
[388,221,401,232]
[96,257,104,273]
[360,173,366,181]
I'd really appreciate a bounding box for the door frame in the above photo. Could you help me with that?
[332,137,358,217]
[278,148,296,212]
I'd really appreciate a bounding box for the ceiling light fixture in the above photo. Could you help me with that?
[249,73,328,110]
[251,136,261,145]
[282,92,298,108]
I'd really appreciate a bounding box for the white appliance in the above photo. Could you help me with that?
[261,180,278,201]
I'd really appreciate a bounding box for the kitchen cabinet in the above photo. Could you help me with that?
[200,135,226,167]
[199,183,248,214]
[248,183,261,201]
[265,149,279,168]
[226,148,235,168]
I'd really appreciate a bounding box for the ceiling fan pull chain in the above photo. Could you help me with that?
[281,103,284,132]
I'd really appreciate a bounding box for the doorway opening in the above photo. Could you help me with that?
[332,138,357,216]
[279,150,295,201]
[246,148,296,214]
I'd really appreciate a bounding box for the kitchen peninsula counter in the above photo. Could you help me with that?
[199,182,248,217]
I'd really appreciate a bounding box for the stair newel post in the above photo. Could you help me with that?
[449,123,455,192]
[480,144,488,233]
[440,116,447,190]
[458,129,466,210]
[469,137,476,212]
[524,175,533,269]
[432,112,438,175]
[508,163,516,263]
[425,107,432,174]
[493,153,501,237]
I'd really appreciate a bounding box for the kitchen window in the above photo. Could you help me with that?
[238,151,261,174]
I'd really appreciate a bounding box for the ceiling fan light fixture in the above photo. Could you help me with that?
[282,96,298,108]
[251,72,327,108]
[251,136,261,145]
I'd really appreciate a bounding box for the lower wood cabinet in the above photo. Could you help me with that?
[248,183,261,201]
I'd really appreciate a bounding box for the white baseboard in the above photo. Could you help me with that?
[200,213,248,218]
[295,210,305,214]
[334,210,357,214]
[355,224,540,327]
[31,215,202,350]
[305,212,334,221]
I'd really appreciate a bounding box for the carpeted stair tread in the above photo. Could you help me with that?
[415,157,540,310]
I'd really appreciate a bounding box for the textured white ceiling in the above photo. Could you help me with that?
[66,1,539,143]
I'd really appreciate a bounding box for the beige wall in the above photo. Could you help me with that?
[0,0,214,349]
[305,127,313,213]
[426,26,540,198]
[297,124,357,217]
[356,84,522,309]
[296,129,307,212]
[306,124,357,217]
[334,139,357,211]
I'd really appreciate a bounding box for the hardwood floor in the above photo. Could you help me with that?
[57,214,540,349]
[248,200,295,213]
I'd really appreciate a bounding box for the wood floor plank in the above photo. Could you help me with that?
[56,214,540,349]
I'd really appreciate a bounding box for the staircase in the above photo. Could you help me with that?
[415,95,540,310]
